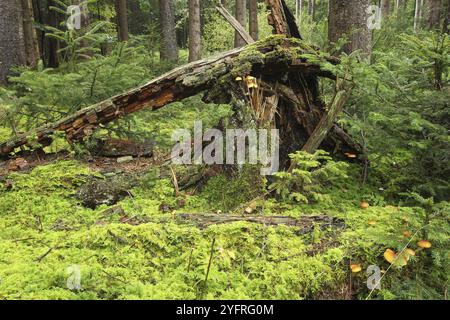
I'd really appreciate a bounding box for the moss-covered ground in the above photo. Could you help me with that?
[0,159,447,300]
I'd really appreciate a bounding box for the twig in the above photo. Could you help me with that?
[204,238,216,284]
[35,247,53,263]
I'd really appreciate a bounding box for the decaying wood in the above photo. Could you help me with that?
[0,38,337,158]
[176,213,345,234]
[0,0,362,163]
[266,0,303,39]
[302,80,354,154]
[217,4,357,157]
[216,3,255,44]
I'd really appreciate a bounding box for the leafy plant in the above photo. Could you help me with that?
[270,150,349,203]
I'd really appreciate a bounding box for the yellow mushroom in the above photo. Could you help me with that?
[360,201,370,209]
[403,231,412,238]
[368,220,377,226]
[245,76,258,89]
[405,248,416,256]
[350,264,362,273]
[417,240,432,249]
[384,249,397,264]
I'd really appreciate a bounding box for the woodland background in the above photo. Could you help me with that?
[0,0,448,300]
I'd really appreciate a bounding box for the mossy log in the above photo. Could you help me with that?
[0,36,338,158]
[176,213,345,234]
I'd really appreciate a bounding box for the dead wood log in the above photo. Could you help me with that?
[0,38,336,158]
[302,80,354,154]
[216,3,255,44]
[176,213,345,234]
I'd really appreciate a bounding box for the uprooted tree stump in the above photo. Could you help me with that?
[0,0,363,168]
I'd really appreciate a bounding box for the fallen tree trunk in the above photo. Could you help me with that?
[176,213,345,234]
[0,37,337,157]
[1,0,363,164]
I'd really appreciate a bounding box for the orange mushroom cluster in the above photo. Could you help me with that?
[383,240,431,267]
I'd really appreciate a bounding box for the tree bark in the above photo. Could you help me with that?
[0,0,26,84]
[188,0,201,62]
[380,0,392,20]
[175,213,345,232]
[234,0,247,47]
[249,0,259,40]
[308,0,315,17]
[216,3,255,44]
[159,0,178,62]
[20,0,39,67]
[0,37,341,157]
[424,0,443,30]
[115,0,129,41]
[328,0,372,55]
[296,0,304,22]
[414,0,422,31]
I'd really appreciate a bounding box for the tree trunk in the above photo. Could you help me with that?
[20,0,39,67]
[0,0,26,84]
[234,0,247,47]
[73,0,92,54]
[380,0,392,20]
[115,0,129,41]
[296,0,304,22]
[414,0,422,31]
[159,0,178,62]
[0,37,348,157]
[308,0,315,17]
[424,0,443,30]
[216,3,255,44]
[46,1,61,67]
[328,0,372,55]
[188,0,201,62]
[249,0,259,40]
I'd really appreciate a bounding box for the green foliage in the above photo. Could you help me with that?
[338,31,449,201]
[270,150,349,204]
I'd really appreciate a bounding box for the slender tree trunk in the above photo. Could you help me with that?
[74,0,91,54]
[20,0,39,67]
[0,0,26,84]
[296,0,304,22]
[414,0,422,31]
[380,0,392,19]
[115,0,129,41]
[328,0,372,55]
[159,0,178,62]
[443,0,449,33]
[234,0,247,47]
[424,0,443,29]
[249,0,259,40]
[308,0,315,17]
[188,0,201,62]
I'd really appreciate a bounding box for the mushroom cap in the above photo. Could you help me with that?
[403,231,412,237]
[417,240,432,249]
[384,249,397,264]
[350,264,362,273]
[405,248,416,256]
[360,201,370,209]
[368,219,377,226]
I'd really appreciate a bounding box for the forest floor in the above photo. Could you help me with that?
[0,150,446,300]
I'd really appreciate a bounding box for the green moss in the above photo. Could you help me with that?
[0,159,448,300]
